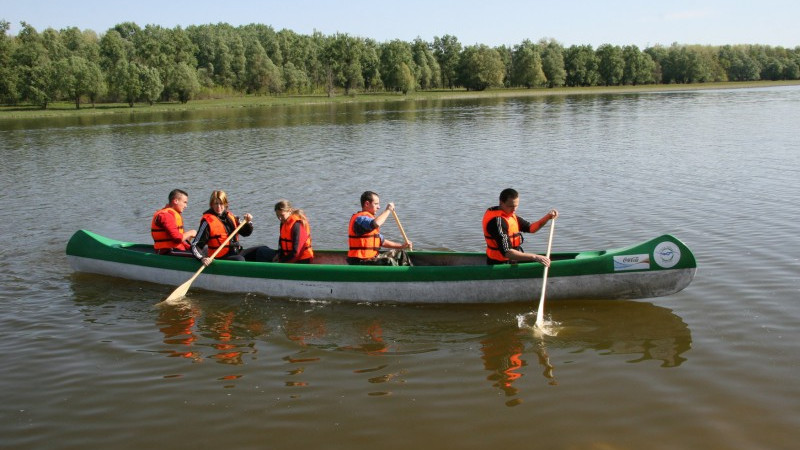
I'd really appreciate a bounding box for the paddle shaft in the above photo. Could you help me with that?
[535,217,556,328]
[391,209,412,250]
[162,218,249,304]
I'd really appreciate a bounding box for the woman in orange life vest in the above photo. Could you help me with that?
[151,188,197,255]
[273,200,314,263]
[190,190,273,266]
[483,188,558,265]
[347,190,411,265]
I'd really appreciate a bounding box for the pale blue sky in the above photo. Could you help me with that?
[3,0,798,48]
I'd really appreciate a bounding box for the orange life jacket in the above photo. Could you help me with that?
[347,211,382,260]
[483,207,523,262]
[151,207,185,250]
[279,214,314,262]
[203,211,239,258]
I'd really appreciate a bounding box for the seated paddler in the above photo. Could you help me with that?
[151,188,197,256]
[190,190,273,265]
[347,190,412,265]
[483,188,558,266]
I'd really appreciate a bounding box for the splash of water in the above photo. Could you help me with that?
[516,312,560,336]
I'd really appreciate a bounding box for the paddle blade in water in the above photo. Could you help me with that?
[155,220,246,306]
[160,279,192,304]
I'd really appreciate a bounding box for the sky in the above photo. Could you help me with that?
[3,0,799,49]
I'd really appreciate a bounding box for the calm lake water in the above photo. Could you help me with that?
[2,86,799,449]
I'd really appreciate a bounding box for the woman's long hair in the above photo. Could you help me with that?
[274,199,307,221]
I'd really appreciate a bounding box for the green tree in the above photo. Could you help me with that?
[13,23,61,108]
[276,29,304,72]
[704,46,727,82]
[662,44,715,83]
[172,62,200,102]
[99,29,134,71]
[540,39,566,87]
[412,38,440,90]
[243,38,283,94]
[644,45,667,83]
[432,34,462,88]
[495,45,512,87]
[361,39,382,91]
[282,62,310,94]
[109,60,142,106]
[187,24,240,88]
[100,30,136,102]
[596,44,624,85]
[60,27,100,61]
[28,62,61,108]
[457,44,505,91]
[564,45,599,86]
[135,25,197,101]
[399,62,415,94]
[761,58,784,80]
[728,53,761,81]
[511,40,546,88]
[112,22,141,41]
[241,23,283,67]
[41,27,67,61]
[782,52,800,79]
[140,64,163,105]
[57,55,105,108]
[622,45,655,85]
[227,32,247,91]
[322,33,365,95]
[0,20,19,104]
[380,39,416,93]
[277,29,324,92]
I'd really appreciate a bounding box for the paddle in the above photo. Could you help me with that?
[159,218,249,305]
[535,217,556,329]
[391,209,412,250]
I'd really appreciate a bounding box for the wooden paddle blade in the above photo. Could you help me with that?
[155,219,248,307]
[161,279,192,304]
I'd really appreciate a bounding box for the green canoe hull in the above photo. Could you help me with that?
[66,230,696,304]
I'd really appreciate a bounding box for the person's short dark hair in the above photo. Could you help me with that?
[169,189,188,202]
[499,188,519,203]
[360,191,379,207]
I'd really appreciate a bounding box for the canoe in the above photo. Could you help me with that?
[66,230,696,304]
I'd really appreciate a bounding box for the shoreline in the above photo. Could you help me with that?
[2,80,798,119]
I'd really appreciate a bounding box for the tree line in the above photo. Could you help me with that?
[1,20,799,109]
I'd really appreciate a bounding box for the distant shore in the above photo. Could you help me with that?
[2,80,798,120]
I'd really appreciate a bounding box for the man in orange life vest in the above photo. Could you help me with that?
[151,189,197,256]
[347,191,412,265]
[483,188,558,265]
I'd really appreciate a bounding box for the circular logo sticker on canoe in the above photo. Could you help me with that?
[653,241,681,268]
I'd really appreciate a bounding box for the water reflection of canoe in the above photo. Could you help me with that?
[540,300,692,367]
[66,230,696,304]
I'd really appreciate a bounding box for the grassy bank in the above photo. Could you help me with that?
[2,80,798,119]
